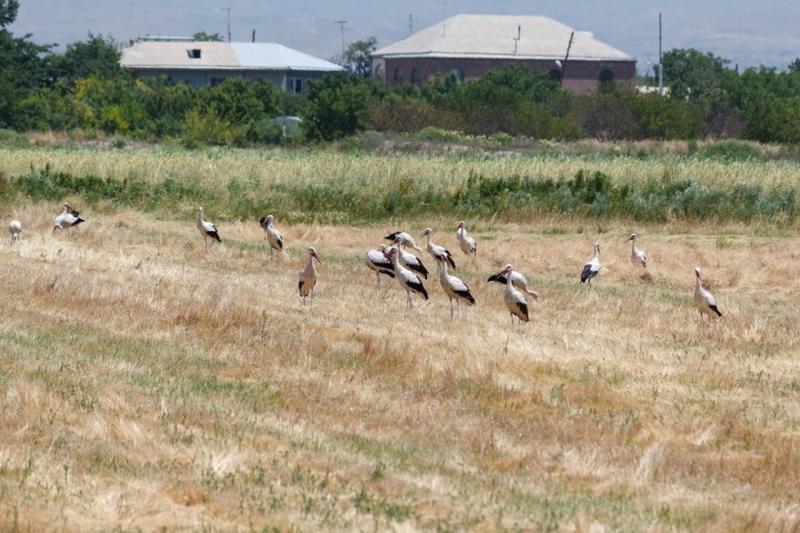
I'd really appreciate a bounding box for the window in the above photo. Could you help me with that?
[210,77,226,87]
[188,49,202,59]
[287,77,303,94]
[548,69,562,81]
[374,64,384,80]
[411,68,420,86]
[394,68,403,84]
[448,67,463,82]
[599,69,615,82]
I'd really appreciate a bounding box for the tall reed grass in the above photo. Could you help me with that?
[1,145,798,224]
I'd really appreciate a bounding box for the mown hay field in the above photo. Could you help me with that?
[1,145,800,532]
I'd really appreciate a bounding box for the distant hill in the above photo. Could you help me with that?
[12,0,800,72]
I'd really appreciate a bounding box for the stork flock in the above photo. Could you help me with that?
[8,204,724,335]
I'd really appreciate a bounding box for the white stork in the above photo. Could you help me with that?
[580,243,601,285]
[384,231,424,254]
[455,221,477,256]
[8,220,22,243]
[495,264,529,327]
[384,246,428,309]
[420,228,456,272]
[52,202,85,235]
[488,269,539,300]
[389,236,429,279]
[439,254,475,319]
[196,207,221,252]
[299,247,322,306]
[627,233,646,268]
[694,267,722,337]
[364,244,395,290]
[259,214,283,259]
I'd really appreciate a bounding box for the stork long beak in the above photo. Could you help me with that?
[312,251,322,263]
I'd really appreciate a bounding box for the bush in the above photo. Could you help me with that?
[697,140,766,162]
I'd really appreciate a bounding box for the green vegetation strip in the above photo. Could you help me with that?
[4,156,799,224]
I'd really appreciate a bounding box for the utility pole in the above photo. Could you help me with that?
[227,6,231,42]
[335,20,347,59]
[560,31,574,87]
[409,14,413,36]
[658,12,663,95]
[513,25,520,55]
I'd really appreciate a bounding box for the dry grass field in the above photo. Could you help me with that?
[1,146,800,532]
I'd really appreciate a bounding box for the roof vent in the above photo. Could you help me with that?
[188,49,202,59]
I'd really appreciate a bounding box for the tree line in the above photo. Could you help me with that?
[1,0,799,146]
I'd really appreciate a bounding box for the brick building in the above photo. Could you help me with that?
[371,15,636,94]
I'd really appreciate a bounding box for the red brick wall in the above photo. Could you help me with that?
[372,57,636,94]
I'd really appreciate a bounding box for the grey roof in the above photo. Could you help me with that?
[374,14,634,62]
[121,42,343,72]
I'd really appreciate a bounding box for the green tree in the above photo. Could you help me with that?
[50,33,123,87]
[342,37,377,80]
[0,0,19,28]
[193,31,224,42]
[788,58,800,74]
[661,48,729,103]
[304,72,369,141]
[0,0,54,126]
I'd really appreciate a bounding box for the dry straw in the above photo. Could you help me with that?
[0,147,799,531]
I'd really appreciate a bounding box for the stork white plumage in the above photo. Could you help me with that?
[389,236,429,279]
[259,214,283,259]
[495,264,529,327]
[299,247,322,306]
[439,254,475,319]
[455,221,477,256]
[580,243,601,285]
[627,233,646,268]
[364,244,395,290]
[694,267,722,337]
[384,246,428,309]
[420,228,456,272]
[8,220,22,243]
[196,207,221,252]
[52,202,85,235]
[384,231,424,254]
[488,269,539,300]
